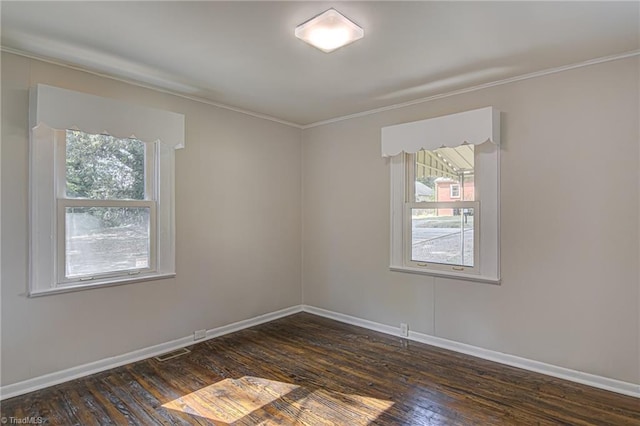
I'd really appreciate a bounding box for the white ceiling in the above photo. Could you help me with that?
[2,1,639,126]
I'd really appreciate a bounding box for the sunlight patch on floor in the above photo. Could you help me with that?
[163,376,298,423]
[162,376,394,424]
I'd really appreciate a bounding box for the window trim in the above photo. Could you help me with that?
[388,143,500,284]
[28,273,177,298]
[30,128,176,296]
[28,85,184,297]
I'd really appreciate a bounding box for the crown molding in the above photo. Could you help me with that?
[301,49,640,129]
[0,46,304,130]
[3,46,638,130]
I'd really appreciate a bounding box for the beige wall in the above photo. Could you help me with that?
[302,57,640,383]
[2,51,638,389]
[1,52,302,386]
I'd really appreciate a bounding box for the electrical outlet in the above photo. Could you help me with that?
[400,323,409,337]
[194,329,206,340]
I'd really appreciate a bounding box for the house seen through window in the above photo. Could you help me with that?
[409,145,476,269]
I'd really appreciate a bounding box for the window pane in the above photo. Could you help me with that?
[65,207,150,278]
[414,145,474,202]
[66,130,146,200]
[411,208,474,267]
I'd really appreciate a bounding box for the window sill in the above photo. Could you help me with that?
[389,265,500,285]
[28,272,176,297]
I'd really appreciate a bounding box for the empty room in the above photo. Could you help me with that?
[1,1,639,424]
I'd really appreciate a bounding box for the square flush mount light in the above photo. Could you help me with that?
[295,9,364,53]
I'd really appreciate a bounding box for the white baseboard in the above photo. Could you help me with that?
[302,305,640,398]
[3,304,638,400]
[0,305,302,401]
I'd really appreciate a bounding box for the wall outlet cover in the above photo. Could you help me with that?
[400,323,409,337]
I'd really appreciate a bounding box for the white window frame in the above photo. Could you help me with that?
[449,183,460,199]
[55,131,158,285]
[405,157,479,273]
[384,107,500,284]
[28,85,184,296]
[405,201,479,272]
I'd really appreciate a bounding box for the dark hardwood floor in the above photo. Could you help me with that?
[1,312,639,425]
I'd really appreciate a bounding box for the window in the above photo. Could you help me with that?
[383,107,500,283]
[408,145,477,272]
[449,184,460,199]
[60,130,156,284]
[29,84,184,296]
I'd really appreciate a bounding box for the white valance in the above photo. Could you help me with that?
[29,84,185,148]
[381,107,500,157]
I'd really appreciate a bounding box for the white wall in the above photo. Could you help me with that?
[302,57,640,384]
[1,52,302,386]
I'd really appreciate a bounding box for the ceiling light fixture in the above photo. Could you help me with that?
[295,8,364,53]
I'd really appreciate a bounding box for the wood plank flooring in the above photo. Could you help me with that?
[1,313,639,425]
